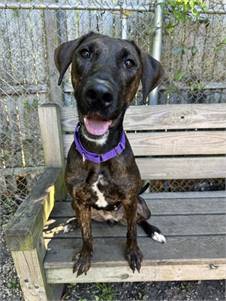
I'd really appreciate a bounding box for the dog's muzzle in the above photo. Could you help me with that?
[81,79,118,136]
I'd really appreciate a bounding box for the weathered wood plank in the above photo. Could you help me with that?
[5,168,62,251]
[44,9,63,106]
[38,104,67,199]
[0,8,46,84]
[44,214,226,238]
[62,190,226,200]
[45,235,226,265]
[202,14,219,82]
[0,83,48,96]
[64,130,226,157]
[144,191,226,199]
[52,195,226,217]
[136,157,226,179]
[61,104,226,132]
[12,241,63,301]
[62,190,226,201]
[213,15,226,82]
[38,104,64,167]
[1,166,45,176]
[44,236,226,283]
[46,261,226,283]
[129,131,226,156]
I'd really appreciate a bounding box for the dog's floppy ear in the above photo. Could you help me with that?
[141,53,164,103]
[54,32,95,85]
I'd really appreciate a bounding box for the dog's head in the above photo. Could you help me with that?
[55,32,163,138]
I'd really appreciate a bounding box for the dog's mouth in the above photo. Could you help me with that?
[84,115,112,136]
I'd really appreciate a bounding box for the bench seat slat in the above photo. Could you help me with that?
[45,195,226,238]
[45,236,226,266]
[44,236,226,283]
[44,214,226,238]
[63,131,226,156]
[51,195,226,217]
[44,194,226,282]
[61,103,226,132]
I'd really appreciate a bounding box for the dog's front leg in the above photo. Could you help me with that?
[72,201,93,277]
[124,198,143,272]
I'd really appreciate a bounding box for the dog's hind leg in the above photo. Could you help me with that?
[137,195,166,244]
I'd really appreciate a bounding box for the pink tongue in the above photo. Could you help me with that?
[84,117,112,136]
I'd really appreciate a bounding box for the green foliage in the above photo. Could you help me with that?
[7,278,20,289]
[23,98,39,112]
[189,80,205,92]
[95,283,115,301]
[12,8,20,18]
[163,0,207,32]
[215,37,226,51]
[174,70,186,81]
[166,0,206,21]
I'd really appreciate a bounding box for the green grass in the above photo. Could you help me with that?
[95,283,115,301]
[7,278,20,290]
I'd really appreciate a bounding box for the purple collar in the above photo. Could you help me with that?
[74,123,126,164]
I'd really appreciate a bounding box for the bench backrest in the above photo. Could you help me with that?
[39,103,226,180]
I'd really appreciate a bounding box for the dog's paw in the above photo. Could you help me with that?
[72,247,93,277]
[126,246,143,273]
[152,231,167,244]
[64,217,79,233]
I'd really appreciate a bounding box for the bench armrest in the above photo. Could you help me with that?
[5,167,63,251]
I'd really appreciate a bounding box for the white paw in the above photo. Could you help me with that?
[63,225,71,233]
[64,217,77,233]
[152,232,167,243]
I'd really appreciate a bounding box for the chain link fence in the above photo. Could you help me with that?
[160,0,226,105]
[0,0,226,204]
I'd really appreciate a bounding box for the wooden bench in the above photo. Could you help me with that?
[5,103,226,301]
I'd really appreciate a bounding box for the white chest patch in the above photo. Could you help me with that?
[92,175,108,208]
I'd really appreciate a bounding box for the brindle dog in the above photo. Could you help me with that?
[55,32,166,277]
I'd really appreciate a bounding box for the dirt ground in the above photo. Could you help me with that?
[1,200,225,301]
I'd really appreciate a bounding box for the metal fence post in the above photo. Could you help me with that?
[149,0,164,105]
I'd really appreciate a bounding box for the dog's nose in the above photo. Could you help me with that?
[85,82,114,107]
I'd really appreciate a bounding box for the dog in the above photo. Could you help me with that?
[54,32,166,277]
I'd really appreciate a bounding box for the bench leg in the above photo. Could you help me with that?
[11,247,64,301]
[55,169,67,202]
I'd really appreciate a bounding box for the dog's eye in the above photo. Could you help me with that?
[80,49,91,59]
[124,59,135,69]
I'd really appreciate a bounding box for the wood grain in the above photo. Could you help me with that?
[44,9,63,106]
[45,236,226,265]
[64,130,226,157]
[1,166,45,176]
[12,246,63,301]
[142,191,226,199]
[61,104,226,132]
[5,168,61,251]
[52,195,226,217]
[44,236,226,283]
[38,104,64,167]
[44,213,226,238]
[46,261,226,283]
[136,157,226,179]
